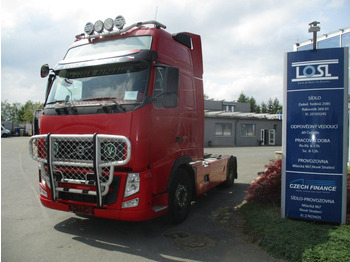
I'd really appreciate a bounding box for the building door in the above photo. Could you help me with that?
[260,129,265,145]
[268,129,276,145]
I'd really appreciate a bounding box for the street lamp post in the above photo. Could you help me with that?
[308,21,320,50]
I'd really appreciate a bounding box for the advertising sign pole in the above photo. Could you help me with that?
[282,47,349,224]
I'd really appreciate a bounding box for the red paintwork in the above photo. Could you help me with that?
[192,158,229,196]
[37,23,228,221]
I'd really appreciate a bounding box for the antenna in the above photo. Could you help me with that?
[154,6,158,20]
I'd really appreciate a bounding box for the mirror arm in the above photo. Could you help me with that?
[44,74,56,106]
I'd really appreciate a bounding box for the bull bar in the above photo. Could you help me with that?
[29,134,131,207]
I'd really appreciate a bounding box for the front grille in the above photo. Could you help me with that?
[54,140,93,162]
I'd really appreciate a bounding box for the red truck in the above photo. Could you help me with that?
[29,16,237,223]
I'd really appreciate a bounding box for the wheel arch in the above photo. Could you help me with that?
[167,156,195,194]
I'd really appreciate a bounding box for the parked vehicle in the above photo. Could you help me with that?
[29,16,237,223]
[2,125,11,137]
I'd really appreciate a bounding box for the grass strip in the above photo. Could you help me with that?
[238,202,350,262]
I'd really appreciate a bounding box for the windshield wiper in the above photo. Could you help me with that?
[103,99,126,112]
[82,97,127,112]
[46,96,77,114]
[46,99,66,105]
[64,95,77,113]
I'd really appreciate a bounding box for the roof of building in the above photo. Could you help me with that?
[204,110,282,120]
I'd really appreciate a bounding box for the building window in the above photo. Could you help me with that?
[224,105,234,112]
[215,123,232,136]
[241,124,256,137]
[342,32,350,47]
[318,35,340,49]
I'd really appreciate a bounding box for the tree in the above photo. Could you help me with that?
[272,98,282,114]
[237,92,249,103]
[1,100,22,122]
[267,98,274,113]
[18,101,43,123]
[255,105,261,113]
[248,97,257,113]
[261,98,282,114]
[1,100,43,123]
[234,93,282,114]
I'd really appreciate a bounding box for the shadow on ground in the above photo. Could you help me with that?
[54,183,255,262]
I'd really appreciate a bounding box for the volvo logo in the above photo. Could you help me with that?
[75,145,87,157]
[104,143,117,159]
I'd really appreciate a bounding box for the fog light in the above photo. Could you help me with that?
[84,22,94,35]
[104,18,114,31]
[122,198,139,208]
[94,20,104,33]
[114,15,126,29]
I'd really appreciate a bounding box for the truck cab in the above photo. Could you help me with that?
[29,16,237,223]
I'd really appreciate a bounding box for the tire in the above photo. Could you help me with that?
[168,168,192,224]
[223,156,237,188]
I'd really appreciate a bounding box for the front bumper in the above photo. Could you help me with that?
[38,168,169,221]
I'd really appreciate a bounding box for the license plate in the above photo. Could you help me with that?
[69,205,94,216]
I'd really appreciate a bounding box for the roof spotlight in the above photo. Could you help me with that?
[114,15,126,30]
[104,18,114,31]
[94,20,104,33]
[84,22,94,35]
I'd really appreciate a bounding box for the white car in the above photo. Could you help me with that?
[1,125,11,137]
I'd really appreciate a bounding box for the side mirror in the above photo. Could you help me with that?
[40,64,50,78]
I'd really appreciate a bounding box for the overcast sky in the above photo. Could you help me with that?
[1,0,349,105]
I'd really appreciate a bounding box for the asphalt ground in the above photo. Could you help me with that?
[1,137,282,262]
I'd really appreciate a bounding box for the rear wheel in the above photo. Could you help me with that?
[168,168,192,224]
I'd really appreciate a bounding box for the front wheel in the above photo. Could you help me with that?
[168,169,192,224]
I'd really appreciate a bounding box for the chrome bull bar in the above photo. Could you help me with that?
[29,133,131,207]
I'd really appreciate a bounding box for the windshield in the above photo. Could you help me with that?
[47,61,150,105]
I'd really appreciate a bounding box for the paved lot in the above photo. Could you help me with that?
[2,137,282,262]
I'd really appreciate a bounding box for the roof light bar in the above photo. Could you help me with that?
[78,15,166,40]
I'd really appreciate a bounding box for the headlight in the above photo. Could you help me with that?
[124,173,140,197]
[40,187,48,198]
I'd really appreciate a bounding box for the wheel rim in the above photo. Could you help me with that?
[228,166,234,180]
[175,184,188,209]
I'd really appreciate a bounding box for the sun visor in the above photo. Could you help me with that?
[55,50,158,71]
